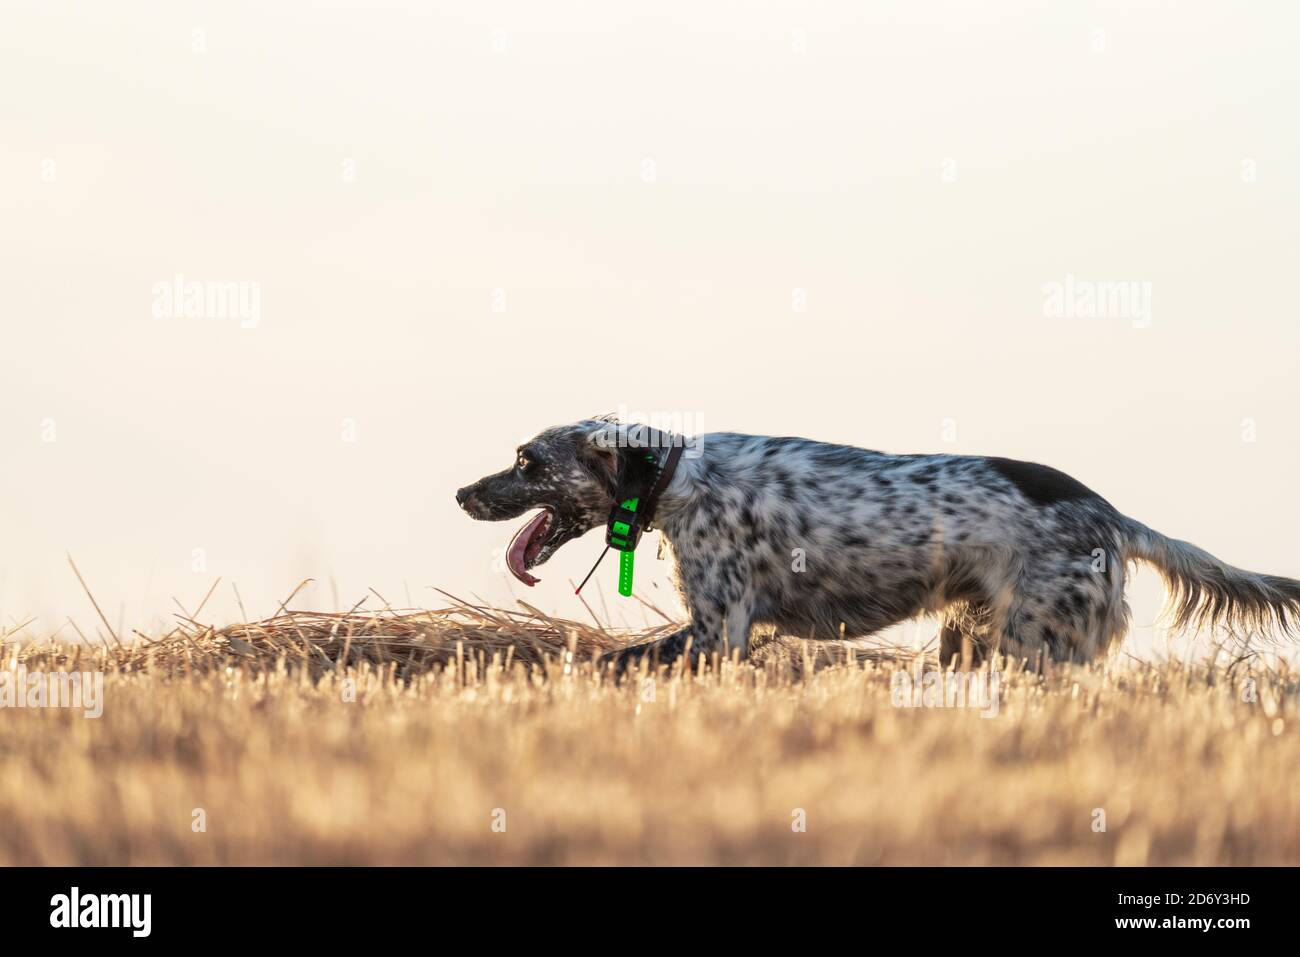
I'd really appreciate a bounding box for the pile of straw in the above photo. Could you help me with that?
[179,600,655,676]
[13,565,912,678]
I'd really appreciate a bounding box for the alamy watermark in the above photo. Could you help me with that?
[152,273,261,329]
[594,405,706,458]
[0,667,104,718]
[891,668,999,718]
[1043,274,1151,329]
[50,887,150,937]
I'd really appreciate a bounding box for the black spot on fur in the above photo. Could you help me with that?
[1042,627,1062,653]
[809,445,874,470]
[986,457,1101,507]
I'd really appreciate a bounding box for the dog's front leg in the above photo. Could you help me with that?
[680,551,755,660]
[600,572,754,675]
[599,623,699,675]
[599,591,742,671]
[595,600,733,676]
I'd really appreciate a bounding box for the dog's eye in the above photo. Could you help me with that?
[517,453,531,471]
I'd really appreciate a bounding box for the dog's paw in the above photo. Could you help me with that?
[597,645,658,678]
[599,633,695,678]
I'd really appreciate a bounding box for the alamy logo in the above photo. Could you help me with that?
[50,887,151,937]
[152,273,262,329]
[0,667,103,718]
[1042,273,1151,328]
[890,669,1000,718]
[595,406,706,458]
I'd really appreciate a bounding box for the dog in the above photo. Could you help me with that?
[456,417,1300,669]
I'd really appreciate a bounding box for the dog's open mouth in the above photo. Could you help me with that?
[505,508,554,586]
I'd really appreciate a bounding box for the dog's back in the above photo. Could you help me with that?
[653,432,1300,664]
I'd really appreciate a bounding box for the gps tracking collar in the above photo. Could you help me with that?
[575,435,685,598]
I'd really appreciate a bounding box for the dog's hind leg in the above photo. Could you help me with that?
[993,551,1129,665]
[938,623,980,669]
[937,601,993,669]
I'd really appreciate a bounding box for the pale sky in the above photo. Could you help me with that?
[2,2,1297,656]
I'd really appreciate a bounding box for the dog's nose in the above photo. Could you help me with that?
[455,487,471,507]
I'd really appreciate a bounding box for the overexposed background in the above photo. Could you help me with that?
[2,1,1297,656]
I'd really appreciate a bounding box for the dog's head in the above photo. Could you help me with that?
[455,418,663,586]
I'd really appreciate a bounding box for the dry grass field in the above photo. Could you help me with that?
[2,595,1297,866]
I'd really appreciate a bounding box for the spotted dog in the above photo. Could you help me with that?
[456,418,1300,669]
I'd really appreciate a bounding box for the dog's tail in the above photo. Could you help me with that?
[1121,517,1300,642]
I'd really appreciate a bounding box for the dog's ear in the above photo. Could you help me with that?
[582,422,660,494]
[589,411,620,424]
[582,423,622,485]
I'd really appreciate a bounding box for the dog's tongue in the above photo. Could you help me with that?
[505,510,548,586]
